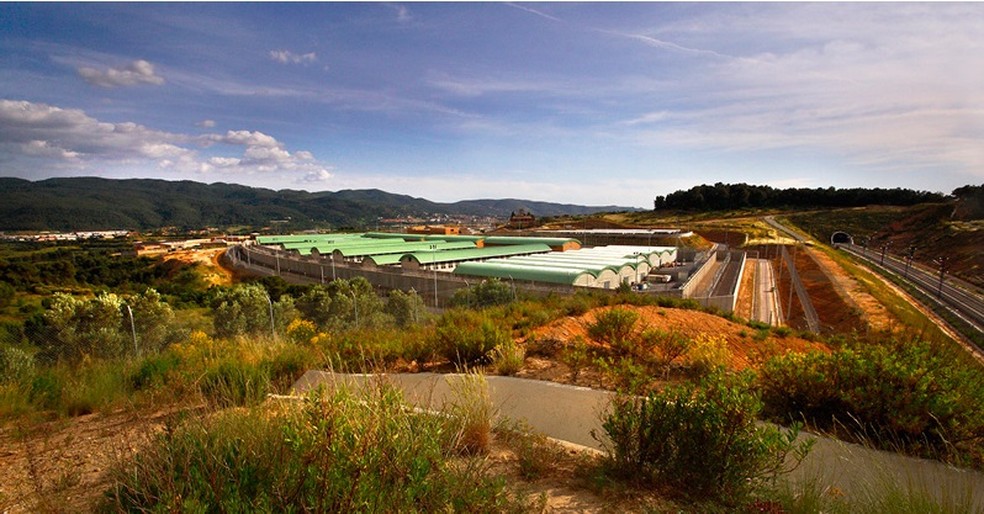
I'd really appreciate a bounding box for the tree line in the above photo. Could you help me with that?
[653,183,948,211]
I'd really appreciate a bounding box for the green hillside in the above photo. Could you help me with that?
[0,177,635,231]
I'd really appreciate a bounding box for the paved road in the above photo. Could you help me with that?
[763,215,809,242]
[750,258,782,326]
[840,243,984,338]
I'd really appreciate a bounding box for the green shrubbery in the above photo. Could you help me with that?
[450,278,515,309]
[432,309,509,365]
[597,371,811,503]
[759,338,984,466]
[104,384,522,512]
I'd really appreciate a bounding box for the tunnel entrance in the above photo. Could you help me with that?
[831,231,853,245]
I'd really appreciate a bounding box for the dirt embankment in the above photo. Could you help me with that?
[525,305,826,374]
[162,248,235,287]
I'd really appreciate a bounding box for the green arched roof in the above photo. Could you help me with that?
[453,261,594,286]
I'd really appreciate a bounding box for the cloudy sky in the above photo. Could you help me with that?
[1,3,982,207]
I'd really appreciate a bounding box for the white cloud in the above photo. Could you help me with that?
[20,140,80,161]
[77,59,165,88]
[268,50,317,65]
[0,99,333,180]
[613,4,984,181]
[197,119,216,128]
[301,169,334,183]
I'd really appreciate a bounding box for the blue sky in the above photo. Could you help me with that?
[1,3,982,208]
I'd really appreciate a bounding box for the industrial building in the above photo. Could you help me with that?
[254,232,676,289]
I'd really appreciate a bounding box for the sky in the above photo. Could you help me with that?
[1,3,982,208]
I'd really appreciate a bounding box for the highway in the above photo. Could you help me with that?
[764,215,984,343]
[749,258,782,326]
[839,244,984,337]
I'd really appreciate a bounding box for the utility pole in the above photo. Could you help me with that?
[879,241,890,266]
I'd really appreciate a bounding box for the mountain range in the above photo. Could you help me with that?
[0,177,636,231]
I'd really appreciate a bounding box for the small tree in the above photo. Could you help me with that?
[385,289,426,327]
[212,284,296,338]
[38,292,128,361]
[450,279,514,309]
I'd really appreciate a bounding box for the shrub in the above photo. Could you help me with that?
[492,338,525,376]
[685,334,731,376]
[285,318,318,345]
[586,308,639,355]
[105,383,517,512]
[130,352,180,391]
[596,371,811,502]
[561,336,592,382]
[639,329,691,377]
[432,309,508,365]
[759,338,984,465]
[450,278,515,309]
[0,344,35,384]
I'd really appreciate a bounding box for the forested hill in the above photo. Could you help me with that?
[0,177,635,231]
[653,183,948,211]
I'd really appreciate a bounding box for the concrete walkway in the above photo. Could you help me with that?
[293,371,984,511]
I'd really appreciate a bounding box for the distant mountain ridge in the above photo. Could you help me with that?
[0,177,636,231]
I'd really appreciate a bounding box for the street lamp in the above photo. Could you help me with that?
[124,304,138,356]
[266,294,276,340]
[430,244,439,308]
[904,246,916,279]
[330,254,336,280]
[934,256,950,299]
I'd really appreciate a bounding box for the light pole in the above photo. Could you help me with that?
[904,246,916,279]
[125,304,138,356]
[879,241,890,267]
[934,256,949,299]
[430,244,439,308]
[330,254,336,280]
[266,294,276,340]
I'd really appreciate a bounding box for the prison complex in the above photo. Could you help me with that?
[253,232,677,289]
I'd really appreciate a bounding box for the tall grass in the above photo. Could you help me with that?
[104,381,524,512]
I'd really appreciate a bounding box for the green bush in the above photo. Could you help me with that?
[130,352,180,390]
[586,308,639,354]
[450,278,515,309]
[29,371,63,410]
[759,338,984,466]
[104,384,520,512]
[492,338,525,376]
[432,309,509,365]
[597,371,810,502]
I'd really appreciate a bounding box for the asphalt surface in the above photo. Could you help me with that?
[750,258,782,326]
